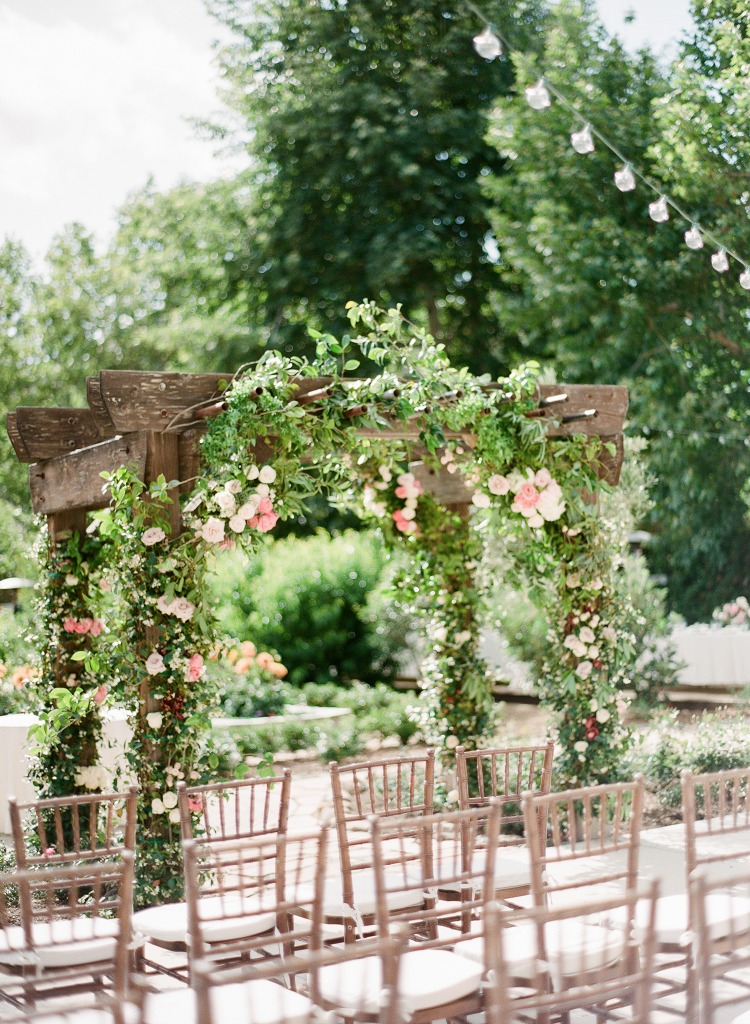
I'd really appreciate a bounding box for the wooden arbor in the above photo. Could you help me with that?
[7,370,628,768]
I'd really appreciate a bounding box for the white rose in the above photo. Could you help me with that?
[256,483,271,497]
[472,492,491,509]
[573,741,588,753]
[229,515,246,533]
[156,594,174,615]
[259,465,277,484]
[141,527,166,546]
[596,708,611,723]
[454,631,472,646]
[151,798,165,815]
[169,808,181,823]
[146,712,163,730]
[378,465,392,482]
[579,626,595,644]
[145,651,166,675]
[162,791,178,809]
[246,464,260,480]
[65,574,78,586]
[215,490,237,514]
[201,517,226,544]
[445,735,459,749]
[401,507,416,521]
[238,497,260,519]
[226,479,242,494]
[172,598,195,622]
[588,645,600,659]
[575,660,593,680]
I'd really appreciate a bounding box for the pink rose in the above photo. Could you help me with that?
[256,496,274,516]
[76,618,93,635]
[200,517,225,544]
[487,474,510,496]
[187,796,203,813]
[172,598,195,622]
[63,617,78,633]
[142,527,166,546]
[93,685,107,705]
[513,482,540,513]
[145,651,166,675]
[185,653,205,683]
[89,619,104,637]
[43,846,56,858]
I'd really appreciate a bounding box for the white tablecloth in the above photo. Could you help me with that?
[671,624,750,687]
[0,708,133,835]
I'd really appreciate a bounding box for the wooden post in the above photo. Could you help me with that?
[47,509,89,688]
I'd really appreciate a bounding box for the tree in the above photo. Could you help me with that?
[482,0,750,619]
[207,0,546,370]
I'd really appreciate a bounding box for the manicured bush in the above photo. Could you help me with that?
[211,530,409,686]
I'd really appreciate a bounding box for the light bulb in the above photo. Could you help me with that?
[473,26,503,60]
[614,164,636,192]
[740,268,750,290]
[685,225,703,250]
[525,79,551,110]
[711,249,729,273]
[648,196,669,223]
[570,124,594,155]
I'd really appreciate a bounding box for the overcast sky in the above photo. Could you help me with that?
[0,0,693,261]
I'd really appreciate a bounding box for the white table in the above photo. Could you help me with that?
[0,708,134,834]
[671,624,750,687]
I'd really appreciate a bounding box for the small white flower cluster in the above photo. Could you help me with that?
[75,765,110,791]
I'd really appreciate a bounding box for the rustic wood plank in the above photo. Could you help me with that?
[29,434,149,515]
[178,427,205,494]
[144,432,181,536]
[98,370,233,431]
[15,407,106,461]
[6,412,31,462]
[87,377,117,434]
[540,384,628,438]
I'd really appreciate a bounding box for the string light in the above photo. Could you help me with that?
[614,164,636,192]
[464,0,750,291]
[472,25,503,59]
[711,249,729,273]
[685,225,704,250]
[524,78,551,110]
[648,196,669,223]
[570,123,594,154]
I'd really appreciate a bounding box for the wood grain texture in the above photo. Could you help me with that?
[98,370,233,431]
[15,407,105,461]
[29,433,149,514]
[86,376,117,434]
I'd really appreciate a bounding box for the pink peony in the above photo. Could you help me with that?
[93,685,108,705]
[89,619,104,637]
[145,651,166,675]
[249,511,279,533]
[487,474,510,496]
[63,617,78,633]
[185,653,205,683]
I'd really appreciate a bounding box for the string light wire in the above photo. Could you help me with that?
[463,0,750,282]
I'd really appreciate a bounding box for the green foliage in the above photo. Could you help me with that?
[213,530,405,687]
[483,0,750,621]
[220,673,290,718]
[206,0,545,367]
[315,725,366,764]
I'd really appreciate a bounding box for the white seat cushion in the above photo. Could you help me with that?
[300,870,424,920]
[608,892,750,947]
[458,918,624,978]
[318,947,483,1014]
[144,977,312,1024]
[133,894,276,945]
[731,1012,750,1024]
[0,918,120,969]
[439,850,531,894]
[32,1005,140,1024]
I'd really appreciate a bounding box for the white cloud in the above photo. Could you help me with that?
[0,0,242,259]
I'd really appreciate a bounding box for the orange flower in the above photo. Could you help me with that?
[269,662,288,679]
[0,662,6,680]
[12,665,33,688]
[256,652,275,671]
[240,640,257,658]
[234,656,255,674]
[226,649,239,664]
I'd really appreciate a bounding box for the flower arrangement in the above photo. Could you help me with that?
[712,596,749,627]
[218,640,290,719]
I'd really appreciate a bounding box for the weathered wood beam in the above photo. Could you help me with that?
[5,412,31,462]
[97,370,233,431]
[14,407,105,461]
[29,434,149,515]
[86,377,118,435]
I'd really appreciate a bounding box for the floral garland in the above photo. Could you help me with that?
[28,525,112,798]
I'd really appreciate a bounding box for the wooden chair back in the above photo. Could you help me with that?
[329,751,435,934]
[523,776,644,906]
[177,769,292,843]
[690,863,750,1023]
[682,766,750,879]
[455,740,554,845]
[484,879,659,1024]
[9,787,138,869]
[370,803,502,943]
[189,924,410,1024]
[0,851,135,1006]
[183,827,328,969]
